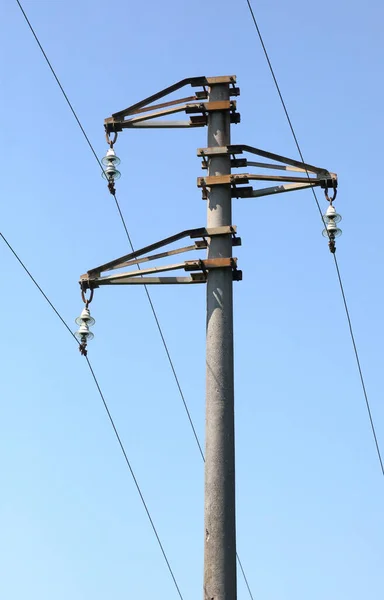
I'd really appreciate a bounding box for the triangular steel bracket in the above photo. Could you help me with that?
[104,76,240,132]
[80,226,242,290]
[197,144,337,199]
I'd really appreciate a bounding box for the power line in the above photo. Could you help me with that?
[84,356,184,599]
[15,0,204,464]
[0,229,184,600]
[14,0,102,171]
[245,0,384,477]
[0,232,75,340]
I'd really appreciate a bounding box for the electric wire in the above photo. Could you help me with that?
[0,230,184,600]
[245,0,384,476]
[84,356,184,600]
[0,232,75,340]
[110,197,205,461]
[15,0,204,464]
[14,0,102,171]
[15,2,256,595]
[13,3,381,597]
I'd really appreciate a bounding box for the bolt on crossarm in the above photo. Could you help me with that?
[77,74,338,600]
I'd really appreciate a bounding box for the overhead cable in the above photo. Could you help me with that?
[0,229,184,600]
[245,0,384,477]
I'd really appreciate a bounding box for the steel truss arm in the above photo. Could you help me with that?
[105,76,240,131]
[80,226,242,290]
[197,144,337,199]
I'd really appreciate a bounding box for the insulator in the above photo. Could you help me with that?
[75,321,94,342]
[102,162,121,180]
[323,204,342,224]
[75,307,95,327]
[101,147,121,166]
[322,221,342,238]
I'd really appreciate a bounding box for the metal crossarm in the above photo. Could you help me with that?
[197,143,337,199]
[105,76,240,131]
[79,226,241,290]
[197,144,333,176]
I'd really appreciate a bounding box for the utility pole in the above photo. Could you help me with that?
[76,75,339,600]
[204,82,237,600]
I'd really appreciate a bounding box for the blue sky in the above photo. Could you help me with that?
[1,1,383,598]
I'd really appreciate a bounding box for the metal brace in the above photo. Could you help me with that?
[197,144,337,199]
[104,76,240,131]
[79,226,242,290]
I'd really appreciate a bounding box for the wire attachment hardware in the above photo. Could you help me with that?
[101,145,121,195]
[322,190,342,253]
[78,340,88,357]
[81,286,94,307]
[324,183,337,203]
[105,131,118,147]
[75,287,95,356]
[74,301,96,357]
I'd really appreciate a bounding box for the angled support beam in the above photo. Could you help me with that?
[86,226,239,277]
[198,173,335,187]
[100,275,207,285]
[105,76,240,132]
[80,257,241,289]
[197,144,335,178]
[233,182,319,198]
[79,226,241,290]
[197,145,337,200]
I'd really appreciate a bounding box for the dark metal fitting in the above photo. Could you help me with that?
[105,131,118,147]
[198,259,208,275]
[230,227,240,245]
[320,176,338,191]
[107,180,116,195]
[81,287,94,306]
[79,342,88,357]
[232,269,243,281]
[328,240,336,254]
[325,185,337,203]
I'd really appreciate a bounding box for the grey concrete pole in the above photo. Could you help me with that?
[204,83,237,600]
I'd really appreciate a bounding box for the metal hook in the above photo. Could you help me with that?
[324,184,337,203]
[105,131,118,147]
[81,287,94,306]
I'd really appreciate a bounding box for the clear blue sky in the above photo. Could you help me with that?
[1,1,383,598]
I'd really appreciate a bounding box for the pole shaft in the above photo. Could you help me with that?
[204,83,237,600]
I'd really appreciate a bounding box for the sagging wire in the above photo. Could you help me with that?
[245,0,384,478]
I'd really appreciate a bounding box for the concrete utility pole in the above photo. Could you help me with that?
[78,74,338,600]
[204,82,237,600]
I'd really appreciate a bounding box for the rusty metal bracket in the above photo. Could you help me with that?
[80,225,242,290]
[105,76,240,132]
[185,257,237,271]
[80,257,241,288]
[197,144,337,199]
